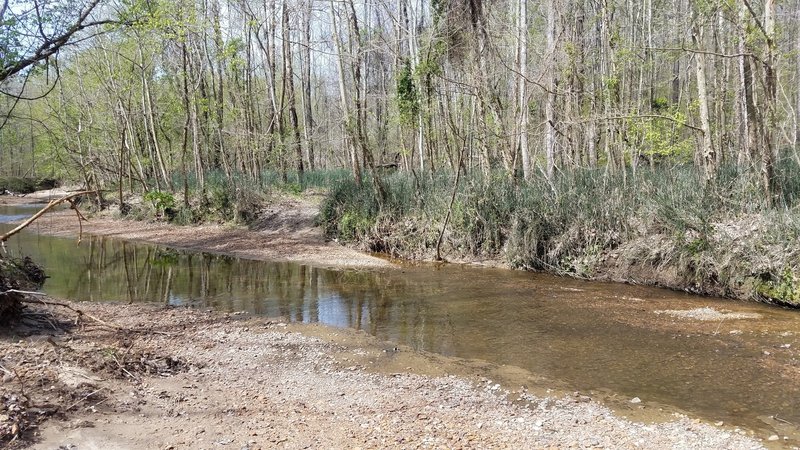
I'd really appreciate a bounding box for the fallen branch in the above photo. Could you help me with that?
[16,295,174,336]
[64,388,104,412]
[19,296,122,331]
[772,414,794,425]
[0,190,97,244]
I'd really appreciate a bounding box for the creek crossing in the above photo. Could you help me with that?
[2,203,799,442]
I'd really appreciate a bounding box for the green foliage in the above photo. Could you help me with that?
[122,0,198,39]
[629,111,693,161]
[143,190,176,217]
[757,269,800,306]
[338,211,374,240]
[396,61,419,125]
[651,97,670,112]
[319,177,380,241]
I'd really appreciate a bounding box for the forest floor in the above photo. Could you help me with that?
[0,192,774,448]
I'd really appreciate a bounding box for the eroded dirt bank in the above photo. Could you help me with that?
[1,300,767,449]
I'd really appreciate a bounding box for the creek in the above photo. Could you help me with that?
[2,203,799,442]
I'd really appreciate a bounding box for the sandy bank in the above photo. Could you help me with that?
[1,194,392,270]
[0,300,766,449]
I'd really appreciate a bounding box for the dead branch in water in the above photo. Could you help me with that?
[0,190,97,244]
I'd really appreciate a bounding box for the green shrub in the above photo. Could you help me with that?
[143,190,176,218]
[757,269,800,306]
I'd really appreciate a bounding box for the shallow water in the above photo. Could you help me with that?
[2,205,799,441]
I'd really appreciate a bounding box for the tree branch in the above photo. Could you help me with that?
[644,46,763,64]
[562,114,704,133]
[0,0,115,82]
[741,0,770,43]
[0,0,8,23]
[0,190,96,243]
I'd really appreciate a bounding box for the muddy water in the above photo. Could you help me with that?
[2,205,799,441]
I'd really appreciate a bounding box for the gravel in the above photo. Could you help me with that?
[23,302,766,449]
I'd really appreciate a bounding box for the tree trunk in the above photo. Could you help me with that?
[762,0,777,202]
[517,0,530,179]
[692,18,716,182]
[544,0,557,180]
[329,0,362,184]
[302,0,315,170]
[283,1,304,175]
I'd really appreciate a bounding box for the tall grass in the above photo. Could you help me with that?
[319,159,800,305]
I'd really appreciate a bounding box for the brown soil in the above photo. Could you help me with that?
[1,300,766,449]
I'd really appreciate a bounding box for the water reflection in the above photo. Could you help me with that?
[0,225,450,350]
[1,214,800,439]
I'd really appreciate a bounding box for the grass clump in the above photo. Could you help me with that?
[319,177,381,241]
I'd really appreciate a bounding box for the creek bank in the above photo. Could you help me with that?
[9,188,795,308]
[328,212,797,306]
[0,299,767,449]
[0,257,45,322]
[318,178,800,308]
[1,193,391,270]
[0,192,792,447]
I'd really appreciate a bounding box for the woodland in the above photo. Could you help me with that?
[3,0,800,305]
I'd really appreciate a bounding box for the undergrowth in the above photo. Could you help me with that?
[319,160,800,306]
[0,177,58,195]
[119,169,351,225]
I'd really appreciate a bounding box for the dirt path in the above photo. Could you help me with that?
[0,301,766,449]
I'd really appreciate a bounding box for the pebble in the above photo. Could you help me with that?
[767,435,779,441]
[8,300,767,450]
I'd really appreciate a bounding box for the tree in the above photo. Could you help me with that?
[691,4,715,182]
[0,0,114,83]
